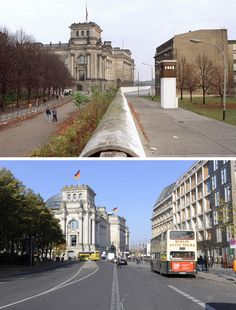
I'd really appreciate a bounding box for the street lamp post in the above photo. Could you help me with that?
[142,63,154,100]
[190,38,227,120]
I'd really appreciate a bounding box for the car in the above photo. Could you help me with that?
[119,258,127,265]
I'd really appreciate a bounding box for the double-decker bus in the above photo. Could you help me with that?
[150,230,197,276]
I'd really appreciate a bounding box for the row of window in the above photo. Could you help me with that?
[67,193,83,200]
[75,30,90,37]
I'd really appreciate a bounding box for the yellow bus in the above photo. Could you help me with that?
[150,230,197,276]
[78,251,100,261]
[78,251,91,261]
[89,251,100,261]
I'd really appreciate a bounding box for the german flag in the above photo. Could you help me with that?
[74,170,80,179]
[113,207,118,213]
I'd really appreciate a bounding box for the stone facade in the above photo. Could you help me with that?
[46,185,129,258]
[154,29,235,95]
[45,22,134,92]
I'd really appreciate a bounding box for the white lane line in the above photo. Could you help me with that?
[168,285,216,310]
[110,264,121,310]
[0,265,99,309]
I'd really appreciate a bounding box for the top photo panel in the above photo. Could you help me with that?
[0,0,236,157]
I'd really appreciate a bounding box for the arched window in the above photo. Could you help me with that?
[77,55,87,65]
[69,219,79,230]
[79,193,82,199]
[67,193,71,200]
[76,31,79,37]
[86,30,89,36]
[81,30,84,36]
[73,193,76,200]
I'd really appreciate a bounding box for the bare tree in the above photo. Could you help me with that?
[177,56,187,100]
[194,54,215,104]
[0,28,15,111]
[211,65,224,108]
[184,63,198,102]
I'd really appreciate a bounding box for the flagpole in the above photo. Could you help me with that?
[86,3,88,23]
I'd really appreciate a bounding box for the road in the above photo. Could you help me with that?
[126,95,236,157]
[0,99,77,157]
[0,261,235,310]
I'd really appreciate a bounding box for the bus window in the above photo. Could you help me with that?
[170,231,195,240]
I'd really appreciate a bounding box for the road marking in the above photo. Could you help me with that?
[168,285,216,310]
[110,264,121,310]
[0,265,99,309]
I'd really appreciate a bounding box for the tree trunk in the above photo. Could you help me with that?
[202,89,206,104]
[27,88,32,104]
[190,90,193,103]
[181,88,183,100]
[16,88,20,109]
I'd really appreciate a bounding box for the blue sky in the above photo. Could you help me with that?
[0,159,195,244]
[0,0,235,81]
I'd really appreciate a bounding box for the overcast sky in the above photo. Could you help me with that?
[1,159,195,244]
[1,0,235,80]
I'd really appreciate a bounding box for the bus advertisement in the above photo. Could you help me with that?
[150,230,197,276]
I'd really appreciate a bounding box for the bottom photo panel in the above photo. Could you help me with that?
[0,159,236,310]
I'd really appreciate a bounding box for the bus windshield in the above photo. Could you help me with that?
[170,231,195,240]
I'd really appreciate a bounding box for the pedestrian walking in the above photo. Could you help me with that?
[116,257,121,268]
[204,255,208,272]
[52,107,58,122]
[46,107,51,122]
[56,94,59,101]
[198,255,204,271]
[35,98,39,107]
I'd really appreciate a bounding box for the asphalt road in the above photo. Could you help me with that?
[0,261,235,310]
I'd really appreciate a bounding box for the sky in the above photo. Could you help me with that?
[0,0,235,81]
[0,159,195,244]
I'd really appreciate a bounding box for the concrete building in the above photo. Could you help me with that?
[154,29,235,95]
[151,160,236,266]
[46,184,129,258]
[45,21,134,92]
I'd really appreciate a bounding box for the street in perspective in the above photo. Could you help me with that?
[0,260,236,310]
[0,1,236,157]
[1,159,236,310]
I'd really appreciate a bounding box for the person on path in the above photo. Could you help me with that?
[46,107,51,122]
[52,107,58,122]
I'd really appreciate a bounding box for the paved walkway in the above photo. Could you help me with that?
[126,95,236,157]
[0,98,77,157]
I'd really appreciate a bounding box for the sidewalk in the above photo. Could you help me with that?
[127,95,236,157]
[198,266,236,285]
